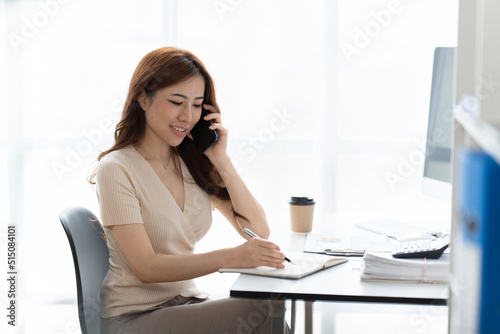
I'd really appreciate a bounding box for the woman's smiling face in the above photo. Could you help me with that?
[139,75,205,147]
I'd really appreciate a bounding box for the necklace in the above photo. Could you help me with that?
[139,145,171,170]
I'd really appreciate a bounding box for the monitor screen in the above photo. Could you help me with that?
[422,47,455,202]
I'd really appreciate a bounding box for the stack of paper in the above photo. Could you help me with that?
[361,250,450,283]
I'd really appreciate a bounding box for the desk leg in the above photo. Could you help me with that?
[271,299,286,334]
[290,300,296,334]
[305,301,313,334]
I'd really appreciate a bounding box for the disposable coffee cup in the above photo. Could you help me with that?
[289,196,315,233]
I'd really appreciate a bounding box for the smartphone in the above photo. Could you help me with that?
[190,107,218,154]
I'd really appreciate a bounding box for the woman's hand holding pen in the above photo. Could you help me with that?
[225,238,286,270]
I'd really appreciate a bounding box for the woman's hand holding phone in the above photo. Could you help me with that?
[199,104,229,163]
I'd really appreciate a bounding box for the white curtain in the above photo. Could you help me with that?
[1,0,457,331]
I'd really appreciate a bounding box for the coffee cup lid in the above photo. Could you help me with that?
[289,196,315,205]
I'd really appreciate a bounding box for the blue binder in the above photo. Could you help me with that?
[454,149,500,333]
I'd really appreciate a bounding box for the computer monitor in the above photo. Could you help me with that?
[422,47,455,202]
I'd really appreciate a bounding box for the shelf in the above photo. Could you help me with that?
[454,95,500,166]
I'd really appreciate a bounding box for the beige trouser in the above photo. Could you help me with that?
[101,296,287,334]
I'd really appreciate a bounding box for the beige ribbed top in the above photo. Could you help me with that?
[95,146,212,318]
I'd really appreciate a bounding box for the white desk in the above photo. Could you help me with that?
[229,232,448,333]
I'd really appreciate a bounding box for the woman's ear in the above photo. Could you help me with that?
[138,91,149,111]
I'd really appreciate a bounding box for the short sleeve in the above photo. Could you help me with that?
[95,153,144,227]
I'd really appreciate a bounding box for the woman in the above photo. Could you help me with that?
[92,47,286,333]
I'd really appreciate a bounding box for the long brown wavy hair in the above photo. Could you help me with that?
[90,47,232,204]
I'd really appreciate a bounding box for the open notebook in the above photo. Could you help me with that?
[218,253,347,279]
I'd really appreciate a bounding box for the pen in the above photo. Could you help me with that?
[242,228,295,265]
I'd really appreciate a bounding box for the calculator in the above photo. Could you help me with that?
[392,234,450,259]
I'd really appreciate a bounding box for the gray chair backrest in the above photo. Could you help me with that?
[60,207,109,334]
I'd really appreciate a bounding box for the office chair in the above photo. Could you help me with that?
[60,207,109,334]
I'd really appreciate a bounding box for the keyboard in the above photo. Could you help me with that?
[356,218,441,239]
